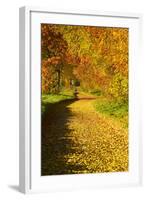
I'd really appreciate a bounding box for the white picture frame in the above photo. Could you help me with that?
[19,6,143,194]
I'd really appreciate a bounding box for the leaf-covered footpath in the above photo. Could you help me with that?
[41,94,128,175]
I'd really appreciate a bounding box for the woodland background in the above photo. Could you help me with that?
[41,24,128,102]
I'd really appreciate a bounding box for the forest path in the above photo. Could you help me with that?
[41,94,128,175]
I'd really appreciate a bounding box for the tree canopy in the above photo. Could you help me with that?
[41,24,128,103]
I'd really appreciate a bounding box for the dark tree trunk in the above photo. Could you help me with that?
[57,69,61,93]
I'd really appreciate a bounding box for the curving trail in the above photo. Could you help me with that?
[41,94,128,175]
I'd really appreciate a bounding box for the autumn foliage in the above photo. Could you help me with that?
[41,24,128,103]
[41,24,129,175]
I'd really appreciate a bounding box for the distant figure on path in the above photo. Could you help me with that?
[74,88,78,99]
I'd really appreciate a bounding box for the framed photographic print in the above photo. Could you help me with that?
[19,6,142,193]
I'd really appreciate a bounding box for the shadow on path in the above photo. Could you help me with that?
[41,99,87,176]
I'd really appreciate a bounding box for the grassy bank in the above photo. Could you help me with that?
[42,90,74,114]
[94,97,128,128]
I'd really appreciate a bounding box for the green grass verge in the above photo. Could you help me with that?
[42,90,74,114]
[94,97,128,127]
